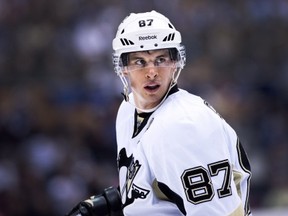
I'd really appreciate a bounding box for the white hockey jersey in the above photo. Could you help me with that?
[116,88,252,216]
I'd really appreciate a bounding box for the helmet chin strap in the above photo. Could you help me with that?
[120,67,182,113]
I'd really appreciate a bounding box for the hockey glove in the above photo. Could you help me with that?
[65,186,123,216]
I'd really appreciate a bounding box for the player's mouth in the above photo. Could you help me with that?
[144,83,160,92]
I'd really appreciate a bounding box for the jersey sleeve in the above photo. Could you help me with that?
[226,127,252,215]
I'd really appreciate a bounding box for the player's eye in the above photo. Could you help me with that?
[154,57,167,66]
[134,59,147,67]
[127,55,173,71]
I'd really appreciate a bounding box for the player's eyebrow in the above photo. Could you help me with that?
[128,51,169,61]
[128,54,144,61]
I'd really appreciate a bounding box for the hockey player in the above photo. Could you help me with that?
[66,10,252,216]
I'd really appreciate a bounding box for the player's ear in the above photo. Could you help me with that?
[122,67,129,76]
[171,63,177,73]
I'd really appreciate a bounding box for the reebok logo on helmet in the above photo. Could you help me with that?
[139,35,157,41]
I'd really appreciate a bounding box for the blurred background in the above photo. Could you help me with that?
[0,0,287,215]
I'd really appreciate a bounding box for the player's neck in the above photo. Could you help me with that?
[135,85,179,114]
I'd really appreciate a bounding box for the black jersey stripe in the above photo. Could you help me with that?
[153,180,187,215]
[236,139,252,215]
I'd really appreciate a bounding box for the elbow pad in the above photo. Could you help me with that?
[66,186,123,216]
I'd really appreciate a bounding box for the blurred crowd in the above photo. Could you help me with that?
[0,0,287,215]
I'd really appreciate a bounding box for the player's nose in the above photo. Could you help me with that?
[145,67,158,79]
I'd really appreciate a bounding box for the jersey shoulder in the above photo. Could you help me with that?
[116,96,134,122]
[157,89,220,125]
[147,89,237,145]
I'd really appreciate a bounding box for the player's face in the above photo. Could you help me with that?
[124,49,176,111]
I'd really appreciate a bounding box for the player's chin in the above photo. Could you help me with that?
[143,91,165,105]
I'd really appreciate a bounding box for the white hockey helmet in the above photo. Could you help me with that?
[112,10,185,75]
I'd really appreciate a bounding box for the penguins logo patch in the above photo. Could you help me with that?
[118,148,150,207]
